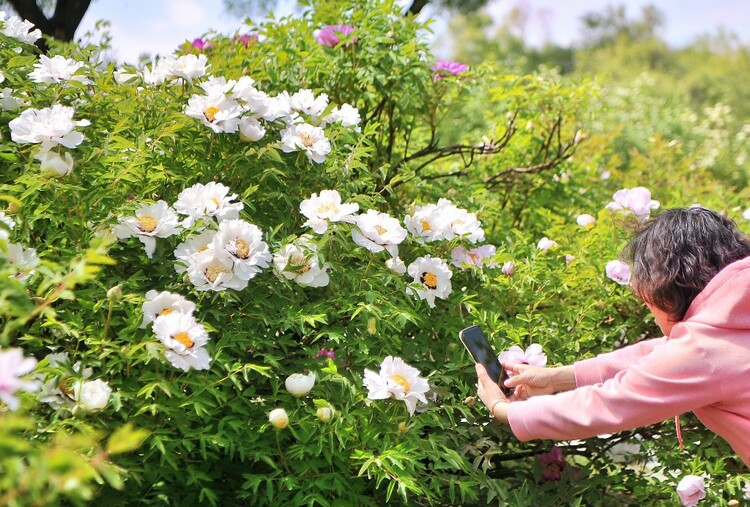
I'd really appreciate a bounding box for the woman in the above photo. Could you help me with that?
[476,207,750,467]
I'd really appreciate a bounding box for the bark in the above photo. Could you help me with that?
[406,0,429,15]
[7,0,92,51]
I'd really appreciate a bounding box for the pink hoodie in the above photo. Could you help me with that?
[508,256,750,467]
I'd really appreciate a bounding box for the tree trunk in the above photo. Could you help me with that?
[406,0,429,16]
[7,0,92,51]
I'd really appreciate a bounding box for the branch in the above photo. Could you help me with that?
[406,0,429,15]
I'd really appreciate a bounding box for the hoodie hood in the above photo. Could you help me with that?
[681,255,750,330]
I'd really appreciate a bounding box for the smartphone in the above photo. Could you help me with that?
[459,325,513,397]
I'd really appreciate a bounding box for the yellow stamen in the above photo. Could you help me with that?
[375,225,388,235]
[391,373,411,393]
[210,197,221,207]
[205,263,228,283]
[290,253,307,267]
[420,272,438,289]
[299,132,316,147]
[158,308,174,317]
[233,238,250,259]
[420,220,431,232]
[317,203,337,215]
[173,332,194,349]
[196,246,209,253]
[204,106,220,122]
[137,214,158,233]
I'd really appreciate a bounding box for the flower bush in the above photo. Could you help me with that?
[1,1,749,505]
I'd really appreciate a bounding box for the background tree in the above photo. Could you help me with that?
[2,0,91,51]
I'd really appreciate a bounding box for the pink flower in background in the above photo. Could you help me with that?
[433,60,468,80]
[606,187,660,220]
[0,348,39,410]
[236,33,259,47]
[538,446,566,482]
[565,254,575,263]
[499,344,547,371]
[676,475,706,507]
[191,38,214,51]
[317,25,357,48]
[576,214,596,229]
[316,348,336,360]
[606,260,631,285]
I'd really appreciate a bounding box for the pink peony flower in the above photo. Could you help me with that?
[499,344,547,371]
[605,260,631,285]
[565,254,575,263]
[315,348,336,360]
[317,25,357,48]
[0,348,39,410]
[538,446,566,482]
[676,475,706,507]
[432,60,468,81]
[191,38,214,51]
[236,33,259,47]
[605,187,660,220]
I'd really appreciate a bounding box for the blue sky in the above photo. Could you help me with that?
[76,0,750,64]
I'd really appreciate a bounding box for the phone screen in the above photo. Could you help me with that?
[459,325,512,396]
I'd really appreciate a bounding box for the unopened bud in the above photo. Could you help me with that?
[316,406,334,423]
[268,408,289,429]
[107,284,122,301]
[398,421,408,433]
[464,396,476,406]
[367,317,377,335]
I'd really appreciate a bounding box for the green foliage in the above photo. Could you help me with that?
[1,1,749,505]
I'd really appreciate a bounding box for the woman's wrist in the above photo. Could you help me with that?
[552,365,577,392]
[490,398,509,423]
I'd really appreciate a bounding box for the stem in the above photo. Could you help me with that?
[102,299,114,346]
[275,430,292,475]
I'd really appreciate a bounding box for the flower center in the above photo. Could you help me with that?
[391,373,411,393]
[375,225,388,235]
[158,308,174,317]
[205,263,228,283]
[420,220,431,232]
[204,106,220,122]
[290,253,307,266]
[299,132,316,148]
[468,252,480,263]
[420,271,438,289]
[59,377,74,396]
[173,332,194,349]
[210,197,221,208]
[137,214,158,233]
[233,238,250,259]
[317,203,337,215]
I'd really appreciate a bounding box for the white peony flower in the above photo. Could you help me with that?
[1,15,42,45]
[37,352,92,411]
[114,200,182,258]
[1,87,23,111]
[140,57,176,86]
[363,356,430,415]
[0,70,4,82]
[200,75,235,96]
[0,348,39,410]
[537,237,558,250]
[212,219,271,280]
[35,149,74,177]
[173,181,244,228]
[173,230,215,273]
[450,244,497,269]
[152,312,211,371]
[113,68,139,84]
[386,256,407,275]
[73,379,111,411]
[170,54,209,83]
[299,189,359,234]
[28,55,92,86]
[184,92,243,134]
[185,248,248,291]
[404,202,447,243]
[4,242,39,280]
[352,209,407,258]
[406,256,452,308]
[606,259,631,285]
[232,76,271,115]
[280,123,331,164]
[606,187,660,220]
[260,91,292,122]
[9,104,90,150]
[284,372,316,397]
[268,408,289,429]
[289,89,329,120]
[322,103,361,128]
[273,236,330,288]
[141,290,196,329]
[436,199,485,243]
[238,116,266,142]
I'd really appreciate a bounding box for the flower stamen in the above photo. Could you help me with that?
[173,332,194,349]
[137,214,158,233]
[420,271,438,289]
[204,106,220,122]
[391,373,411,393]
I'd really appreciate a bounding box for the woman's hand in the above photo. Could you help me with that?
[503,363,576,400]
[475,364,509,423]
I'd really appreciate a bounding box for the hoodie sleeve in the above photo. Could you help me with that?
[574,336,668,387]
[508,328,723,442]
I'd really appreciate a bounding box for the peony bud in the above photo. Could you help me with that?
[501,261,515,276]
[35,150,74,177]
[285,372,315,397]
[676,475,706,507]
[107,284,122,301]
[268,408,289,429]
[398,421,408,433]
[576,214,596,229]
[316,406,334,423]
